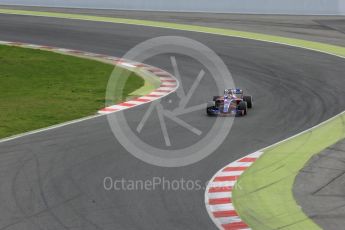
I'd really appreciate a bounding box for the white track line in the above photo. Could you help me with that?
[206,111,345,230]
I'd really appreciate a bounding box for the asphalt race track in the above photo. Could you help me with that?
[1,13,345,230]
[2,5,345,47]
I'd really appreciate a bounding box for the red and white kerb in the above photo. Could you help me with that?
[205,151,263,230]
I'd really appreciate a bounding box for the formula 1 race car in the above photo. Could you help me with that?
[206,89,253,116]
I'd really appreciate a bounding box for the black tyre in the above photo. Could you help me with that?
[213,96,221,101]
[237,101,247,116]
[243,95,253,108]
[207,101,216,116]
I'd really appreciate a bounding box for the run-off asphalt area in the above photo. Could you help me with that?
[0,14,345,229]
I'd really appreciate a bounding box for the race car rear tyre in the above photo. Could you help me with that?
[243,96,253,108]
[237,101,247,116]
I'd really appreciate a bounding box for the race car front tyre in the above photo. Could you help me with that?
[243,95,253,108]
[207,101,217,116]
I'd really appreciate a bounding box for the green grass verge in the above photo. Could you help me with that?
[1,8,345,59]
[233,112,345,230]
[0,45,144,138]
